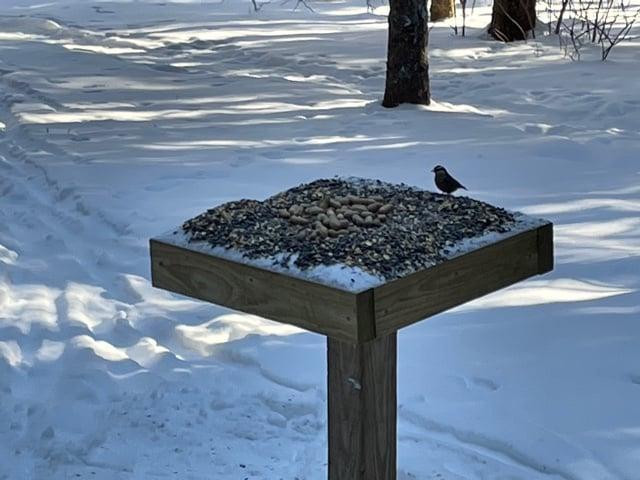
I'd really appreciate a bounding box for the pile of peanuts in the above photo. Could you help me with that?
[278,195,394,239]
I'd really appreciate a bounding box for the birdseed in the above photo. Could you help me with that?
[181,177,516,281]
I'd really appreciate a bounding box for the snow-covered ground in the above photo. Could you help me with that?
[0,0,639,478]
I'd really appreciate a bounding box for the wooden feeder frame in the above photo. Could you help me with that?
[150,220,553,480]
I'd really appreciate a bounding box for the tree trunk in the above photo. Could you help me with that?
[382,0,430,108]
[430,0,455,22]
[489,0,536,41]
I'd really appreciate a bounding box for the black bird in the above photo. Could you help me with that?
[432,165,467,194]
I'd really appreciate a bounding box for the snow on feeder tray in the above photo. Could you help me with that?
[150,177,553,480]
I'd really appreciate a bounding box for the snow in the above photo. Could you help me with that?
[157,227,388,292]
[0,0,639,478]
[442,212,549,259]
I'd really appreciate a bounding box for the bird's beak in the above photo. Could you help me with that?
[430,168,435,172]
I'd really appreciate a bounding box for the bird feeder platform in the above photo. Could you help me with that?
[150,177,553,480]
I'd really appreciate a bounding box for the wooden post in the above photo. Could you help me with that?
[151,210,552,479]
[327,333,397,480]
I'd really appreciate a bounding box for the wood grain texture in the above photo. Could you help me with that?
[151,222,552,342]
[328,333,397,480]
[150,239,374,343]
[373,226,547,337]
[537,222,554,274]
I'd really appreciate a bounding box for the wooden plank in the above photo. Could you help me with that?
[150,239,371,343]
[537,222,554,274]
[356,289,376,342]
[327,333,397,480]
[373,226,545,337]
[151,222,552,342]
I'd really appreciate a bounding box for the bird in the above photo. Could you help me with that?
[431,165,467,194]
